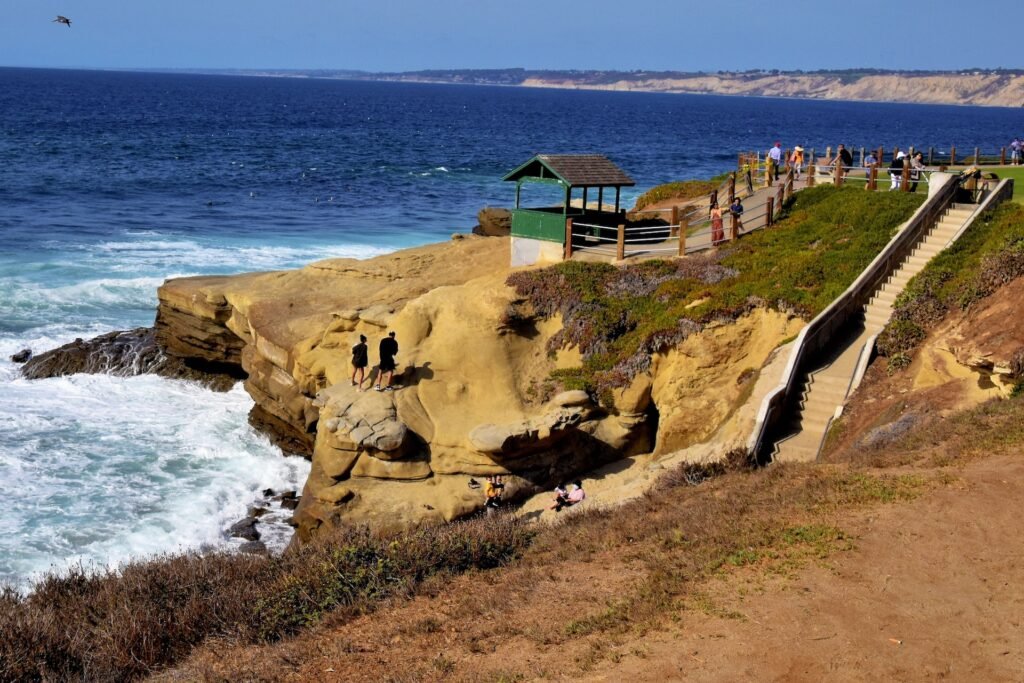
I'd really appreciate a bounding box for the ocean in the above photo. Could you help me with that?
[0,66,1020,585]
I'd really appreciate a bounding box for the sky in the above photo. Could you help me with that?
[1,0,1022,72]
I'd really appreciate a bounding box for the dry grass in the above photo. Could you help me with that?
[157,456,945,682]
[0,516,532,682]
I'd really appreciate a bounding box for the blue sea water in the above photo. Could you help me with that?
[0,66,1021,585]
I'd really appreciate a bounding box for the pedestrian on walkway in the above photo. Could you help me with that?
[909,152,925,192]
[1011,137,1021,166]
[889,151,906,191]
[789,146,804,180]
[767,142,783,181]
[729,197,744,235]
[710,201,724,245]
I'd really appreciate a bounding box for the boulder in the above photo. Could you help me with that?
[473,207,512,237]
[228,517,260,542]
[10,349,31,363]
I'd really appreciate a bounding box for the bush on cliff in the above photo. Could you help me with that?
[508,186,923,399]
[632,179,720,211]
[877,202,1024,372]
[0,515,531,682]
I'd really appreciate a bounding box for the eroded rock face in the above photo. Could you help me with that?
[148,238,803,541]
[910,276,1024,406]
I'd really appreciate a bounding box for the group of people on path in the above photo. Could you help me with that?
[350,331,400,392]
[709,197,744,246]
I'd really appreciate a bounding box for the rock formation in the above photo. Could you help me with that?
[26,235,804,542]
[21,327,243,391]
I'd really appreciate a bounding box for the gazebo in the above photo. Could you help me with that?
[503,154,635,266]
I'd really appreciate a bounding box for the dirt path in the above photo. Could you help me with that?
[587,455,1024,682]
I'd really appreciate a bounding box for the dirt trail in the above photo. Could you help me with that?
[587,455,1024,682]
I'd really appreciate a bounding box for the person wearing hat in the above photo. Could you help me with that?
[789,146,805,180]
[888,150,906,191]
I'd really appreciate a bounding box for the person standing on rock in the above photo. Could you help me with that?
[375,331,399,392]
[351,334,368,390]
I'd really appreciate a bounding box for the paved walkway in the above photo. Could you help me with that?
[572,172,811,262]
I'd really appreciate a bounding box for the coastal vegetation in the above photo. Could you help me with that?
[877,202,1024,372]
[0,516,531,681]
[632,179,719,211]
[508,186,923,400]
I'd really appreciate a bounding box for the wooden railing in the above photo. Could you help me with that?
[746,172,962,462]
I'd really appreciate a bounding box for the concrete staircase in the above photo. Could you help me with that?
[773,202,976,462]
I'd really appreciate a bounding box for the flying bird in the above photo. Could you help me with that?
[53,15,72,28]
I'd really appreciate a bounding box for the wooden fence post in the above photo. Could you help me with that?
[877,146,884,164]
[868,165,878,191]
[671,205,680,238]
[730,213,739,241]
[892,146,899,163]
[835,162,844,187]
[825,146,832,163]
[728,173,736,204]
[616,223,626,261]
[766,197,774,227]
[901,158,911,192]
[950,146,957,166]
[974,146,981,165]
[859,147,865,167]
[809,148,816,168]
[807,165,816,187]
[678,224,686,256]
[564,218,574,260]
[928,146,935,165]
[776,186,784,217]
[1001,147,1007,165]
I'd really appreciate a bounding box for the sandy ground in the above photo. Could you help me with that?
[585,455,1024,682]
[154,451,1024,683]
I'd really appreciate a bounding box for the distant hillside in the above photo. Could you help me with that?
[215,68,1024,107]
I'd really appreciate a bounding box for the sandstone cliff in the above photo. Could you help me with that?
[146,236,804,540]
[521,73,1024,107]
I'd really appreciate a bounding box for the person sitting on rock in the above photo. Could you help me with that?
[554,480,585,512]
[484,475,505,513]
[375,331,399,392]
[549,483,569,510]
[351,334,368,390]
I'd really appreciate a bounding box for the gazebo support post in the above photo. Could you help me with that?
[582,187,588,213]
[614,187,621,214]
[598,187,604,211]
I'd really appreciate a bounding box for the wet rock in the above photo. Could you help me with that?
[21,327,244,391]
[262,488,275,497]
[248,506,270,518]
[228,517,261,542]
[10,349,31,363]
[281,497,300,510]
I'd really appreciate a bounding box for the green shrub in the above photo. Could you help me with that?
[633,180,718,211]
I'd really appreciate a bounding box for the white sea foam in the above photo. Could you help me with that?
[0,374,309,586]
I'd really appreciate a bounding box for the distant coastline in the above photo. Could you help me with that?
[150,67,1024,108]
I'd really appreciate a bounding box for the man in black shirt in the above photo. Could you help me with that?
[375,331,399,392]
